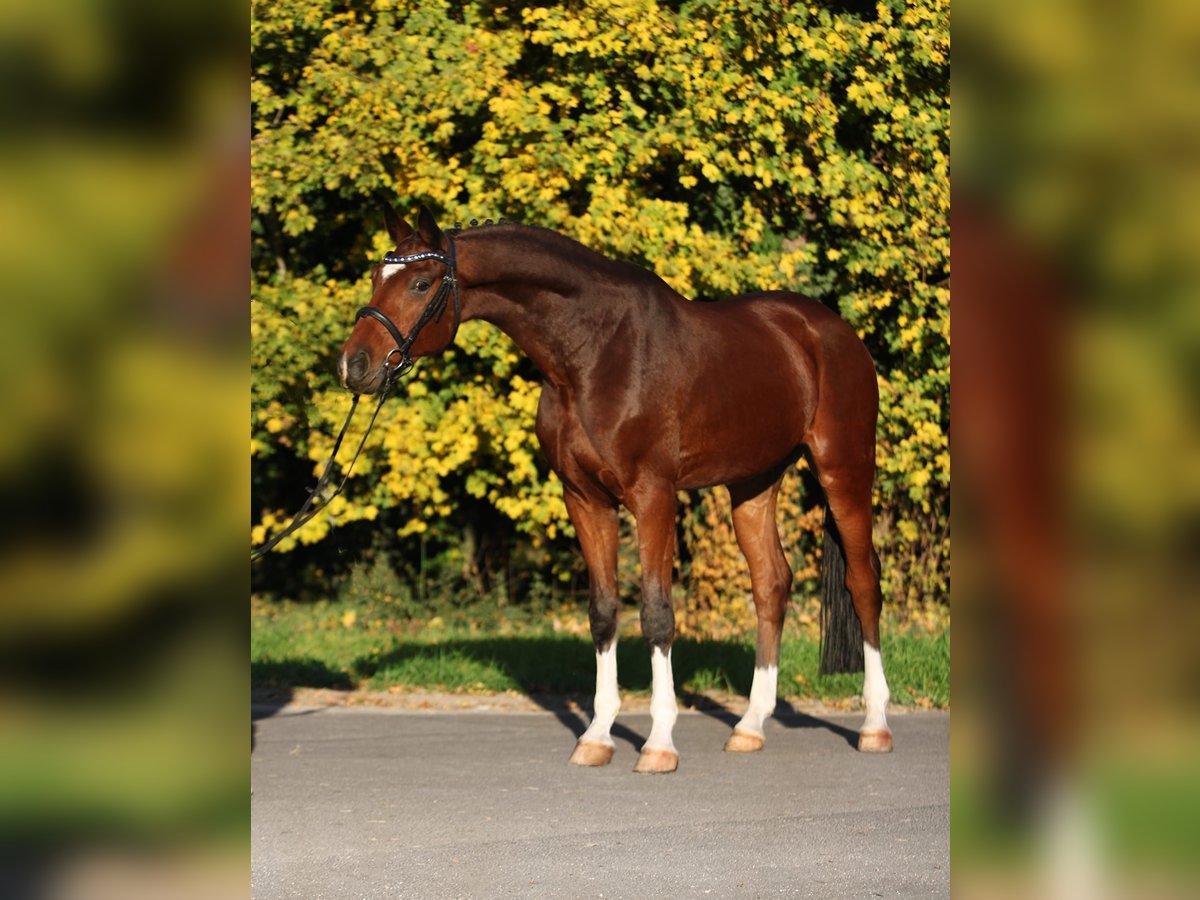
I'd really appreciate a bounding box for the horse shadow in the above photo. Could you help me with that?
[348,635,648,749]
[250,659,354,753]
[675,691,860,750]
[770,699,860,748]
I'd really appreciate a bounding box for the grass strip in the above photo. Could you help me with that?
[253,599,948,707]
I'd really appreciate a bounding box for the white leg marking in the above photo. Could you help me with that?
[1041,780,1105,900]
[579,639,620,747]
[380,263,406,281]
[734,664,778,738]
[862,641,891,733]
[644,646,679,752]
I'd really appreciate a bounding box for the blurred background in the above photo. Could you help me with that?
[954,0,1200,895]
[0,0,246,896]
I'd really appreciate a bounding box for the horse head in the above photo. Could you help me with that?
[338,205,459,394]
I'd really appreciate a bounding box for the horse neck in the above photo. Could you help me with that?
[455,226,636,386]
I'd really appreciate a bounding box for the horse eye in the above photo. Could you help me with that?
[413,279,431,293]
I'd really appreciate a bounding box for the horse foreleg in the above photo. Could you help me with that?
[725,477,790,752]
[570,640,621,766]
[564,494,622,767]
[629,487,680,774]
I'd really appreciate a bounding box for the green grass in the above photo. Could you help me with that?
[252,597,949,707]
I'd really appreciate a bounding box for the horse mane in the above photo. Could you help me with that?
[447,217,510,236]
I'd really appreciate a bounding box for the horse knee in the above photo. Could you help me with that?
[589,593,619,648]
[640,595,675,649]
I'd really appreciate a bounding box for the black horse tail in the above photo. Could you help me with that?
[819,505,864,674]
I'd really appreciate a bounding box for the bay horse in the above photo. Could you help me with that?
[338,207,892,773]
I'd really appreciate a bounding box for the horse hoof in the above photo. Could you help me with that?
[569,741,615,767]
[633,747,679,774]
[858,729,893,753]
[723,730,765,753]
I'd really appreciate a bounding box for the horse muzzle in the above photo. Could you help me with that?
[338,347,386,395]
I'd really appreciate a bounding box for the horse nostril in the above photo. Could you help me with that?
[339,349,371,389]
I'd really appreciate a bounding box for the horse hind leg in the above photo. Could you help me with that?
[564,494,622,767]
[724,476,791,753]
[816,466,893,753]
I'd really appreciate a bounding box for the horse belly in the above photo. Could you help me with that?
[675,387,810,489]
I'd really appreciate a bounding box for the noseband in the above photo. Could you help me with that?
[355,235,462,383]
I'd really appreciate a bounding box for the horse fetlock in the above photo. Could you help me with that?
[861,641,891,734]
[592,697,621,723]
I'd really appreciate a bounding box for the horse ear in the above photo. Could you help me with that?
[416,206,445,249]
[383,203,414,246]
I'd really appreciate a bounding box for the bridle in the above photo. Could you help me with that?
[355,234,462,384]
[251,234,463,562]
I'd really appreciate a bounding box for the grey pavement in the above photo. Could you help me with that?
[251,705,948,899]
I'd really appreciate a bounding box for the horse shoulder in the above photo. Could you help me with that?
[534,384,569,470]
[535,383,622,501]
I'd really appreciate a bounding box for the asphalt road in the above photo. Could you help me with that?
[252,704,948,899]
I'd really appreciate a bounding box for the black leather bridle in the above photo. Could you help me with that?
[355,235,462,384]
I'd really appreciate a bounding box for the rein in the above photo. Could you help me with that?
[251,236,462,562]
[250,384,393,561]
